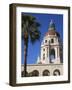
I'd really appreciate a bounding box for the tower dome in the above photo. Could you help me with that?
[45,20,60,37]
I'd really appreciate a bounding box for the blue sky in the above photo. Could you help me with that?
[21,13,63,64]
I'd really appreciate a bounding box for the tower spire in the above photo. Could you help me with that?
[48,20,55,30]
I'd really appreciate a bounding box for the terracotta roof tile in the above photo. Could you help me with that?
[45,30,60,37]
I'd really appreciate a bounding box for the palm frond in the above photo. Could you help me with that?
[29,28,41,44]
[22,14,41,43]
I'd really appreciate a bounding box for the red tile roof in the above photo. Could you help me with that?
[45,30,60,37]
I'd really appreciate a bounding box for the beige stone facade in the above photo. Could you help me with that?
[21,64,63,76]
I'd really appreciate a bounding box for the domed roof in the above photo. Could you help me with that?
[46,30,56,35]
[45,30,60,37]
[45,20,60,37]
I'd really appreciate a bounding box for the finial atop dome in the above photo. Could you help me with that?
[50,20,54,25]
[48,20,55,30]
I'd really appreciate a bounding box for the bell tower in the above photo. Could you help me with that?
[40,20,63,64]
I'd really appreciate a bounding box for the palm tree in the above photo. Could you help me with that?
[22,14,41,77]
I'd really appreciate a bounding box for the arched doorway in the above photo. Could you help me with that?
[53,69,60,76]
[42,70,50,76]
[32,70,39,76]
[50,48,55,63]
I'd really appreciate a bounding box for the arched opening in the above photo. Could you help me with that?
[32,70,39,76]
[21,71,28,77]
[50,49,55,63]
[43,70,50,76]
[45,40,47,43]
[51,39,54,43]
[53,69,60,76]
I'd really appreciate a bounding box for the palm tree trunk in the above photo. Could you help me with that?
[24,38,28,77]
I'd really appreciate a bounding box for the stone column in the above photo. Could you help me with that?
[47,47,50,64]
[40,47,43,61]
[57,47,60,63]
[55,46,60,64]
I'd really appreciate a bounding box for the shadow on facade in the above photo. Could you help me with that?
[21,69,60,77]
[42,69,50,76]
[53,69,60,76]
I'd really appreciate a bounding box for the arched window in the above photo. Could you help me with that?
[53,69,60,76]
[32,70,39,76]
[43,70,50,76]
[43,48,45,51]
[50,49,55,63]
[51,39,54,43]
[45,40,47,43]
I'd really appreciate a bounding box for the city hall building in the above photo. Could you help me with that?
[21,20,63,77]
